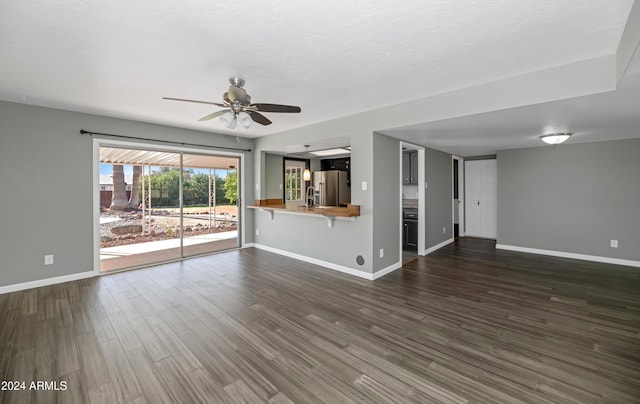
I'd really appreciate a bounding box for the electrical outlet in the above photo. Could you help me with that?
[610,239,618,248]
[361,181,368,191]
[256,229,260,236]
[379,248,384,259]
[279,184,283,190]
[443,226,446,234]
[44,255,54,265]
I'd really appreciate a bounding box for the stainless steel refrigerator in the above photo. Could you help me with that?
[313,170,350,206]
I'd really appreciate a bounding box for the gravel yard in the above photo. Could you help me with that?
[100,206,238,248]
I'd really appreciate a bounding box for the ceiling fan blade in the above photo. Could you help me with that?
[228,85,249,104]
[251,103,301,113]
[198,110,228,122]
[248,111,272,126]
[163,97,226,107]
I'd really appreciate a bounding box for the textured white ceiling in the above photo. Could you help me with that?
[0,0,635,147]
[382,45,640,156]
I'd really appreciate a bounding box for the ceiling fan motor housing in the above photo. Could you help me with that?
[229,77,245,88]
[163,77,301,127]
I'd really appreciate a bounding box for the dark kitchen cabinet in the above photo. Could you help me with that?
[320,157,350,186]
[402,151,418,184]
[403,208,418,251]
[320,157,349,171]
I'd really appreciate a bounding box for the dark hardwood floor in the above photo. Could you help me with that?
[1,238,640,403]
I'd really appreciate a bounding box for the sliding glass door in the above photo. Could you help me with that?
[181,153,239,258]
[98,146,240,272]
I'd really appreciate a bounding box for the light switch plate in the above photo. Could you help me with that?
[361,181,367,191]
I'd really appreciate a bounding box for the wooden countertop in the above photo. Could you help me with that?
[248,201,360,218]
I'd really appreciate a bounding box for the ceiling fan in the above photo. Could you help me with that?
[163,77,301,129]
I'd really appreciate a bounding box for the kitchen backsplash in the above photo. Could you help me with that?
[403,198,418,208]
[402,184,419,199]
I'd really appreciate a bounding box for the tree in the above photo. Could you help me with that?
[153,167,182,206]
[110,164,129,211]
[214,174,228,205]
[128,165,141,208]
[223,171,238,205]
[186,173,216,206]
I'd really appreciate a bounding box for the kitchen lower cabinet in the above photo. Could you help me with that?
[403,220,418,251]
[403,208,418,251]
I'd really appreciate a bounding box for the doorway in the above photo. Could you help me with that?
[452,156,464,238]
[96,144,241,272]
[400,142,425,264]
[283,159,306,204]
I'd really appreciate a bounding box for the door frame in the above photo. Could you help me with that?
[282,158,307,203]
[452,155,465,238]
[92,138,246,275]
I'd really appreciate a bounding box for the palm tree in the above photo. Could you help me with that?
[128,165,141,208]
[110,164,129,211]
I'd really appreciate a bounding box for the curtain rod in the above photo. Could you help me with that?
[80,129,252,152]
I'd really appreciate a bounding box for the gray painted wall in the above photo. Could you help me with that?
[264,153,283,199]
[248,54,622,275]
[254,125,374,274]
[497,138,640,261]
[0,101,254,287]
[372,133,400,272]
[425,147,453,248]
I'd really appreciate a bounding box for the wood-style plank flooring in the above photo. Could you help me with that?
[100,238,239,273]
[2,237,640,403]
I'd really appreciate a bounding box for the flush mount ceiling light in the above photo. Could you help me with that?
[309,147,351,157]
[540,132,572,145]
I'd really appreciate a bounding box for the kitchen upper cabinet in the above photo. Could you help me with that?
[320,157,350,186]
[320,157,349,171]
[402,151,418,184]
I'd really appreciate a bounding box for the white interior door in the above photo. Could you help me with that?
[480,160,497,239]
[465,161,482,237]
[464,160,497,238]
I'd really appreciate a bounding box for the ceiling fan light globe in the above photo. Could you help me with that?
[220,111,235,128]
[238,111,252,129]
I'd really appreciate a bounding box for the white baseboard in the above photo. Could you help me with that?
[423,238,454,255]
[0,270,96,295]
[250,243,376,280]
[372,262,402,280]
[496,244,640,268]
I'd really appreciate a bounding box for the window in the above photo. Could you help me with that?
[284,160,306,203]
